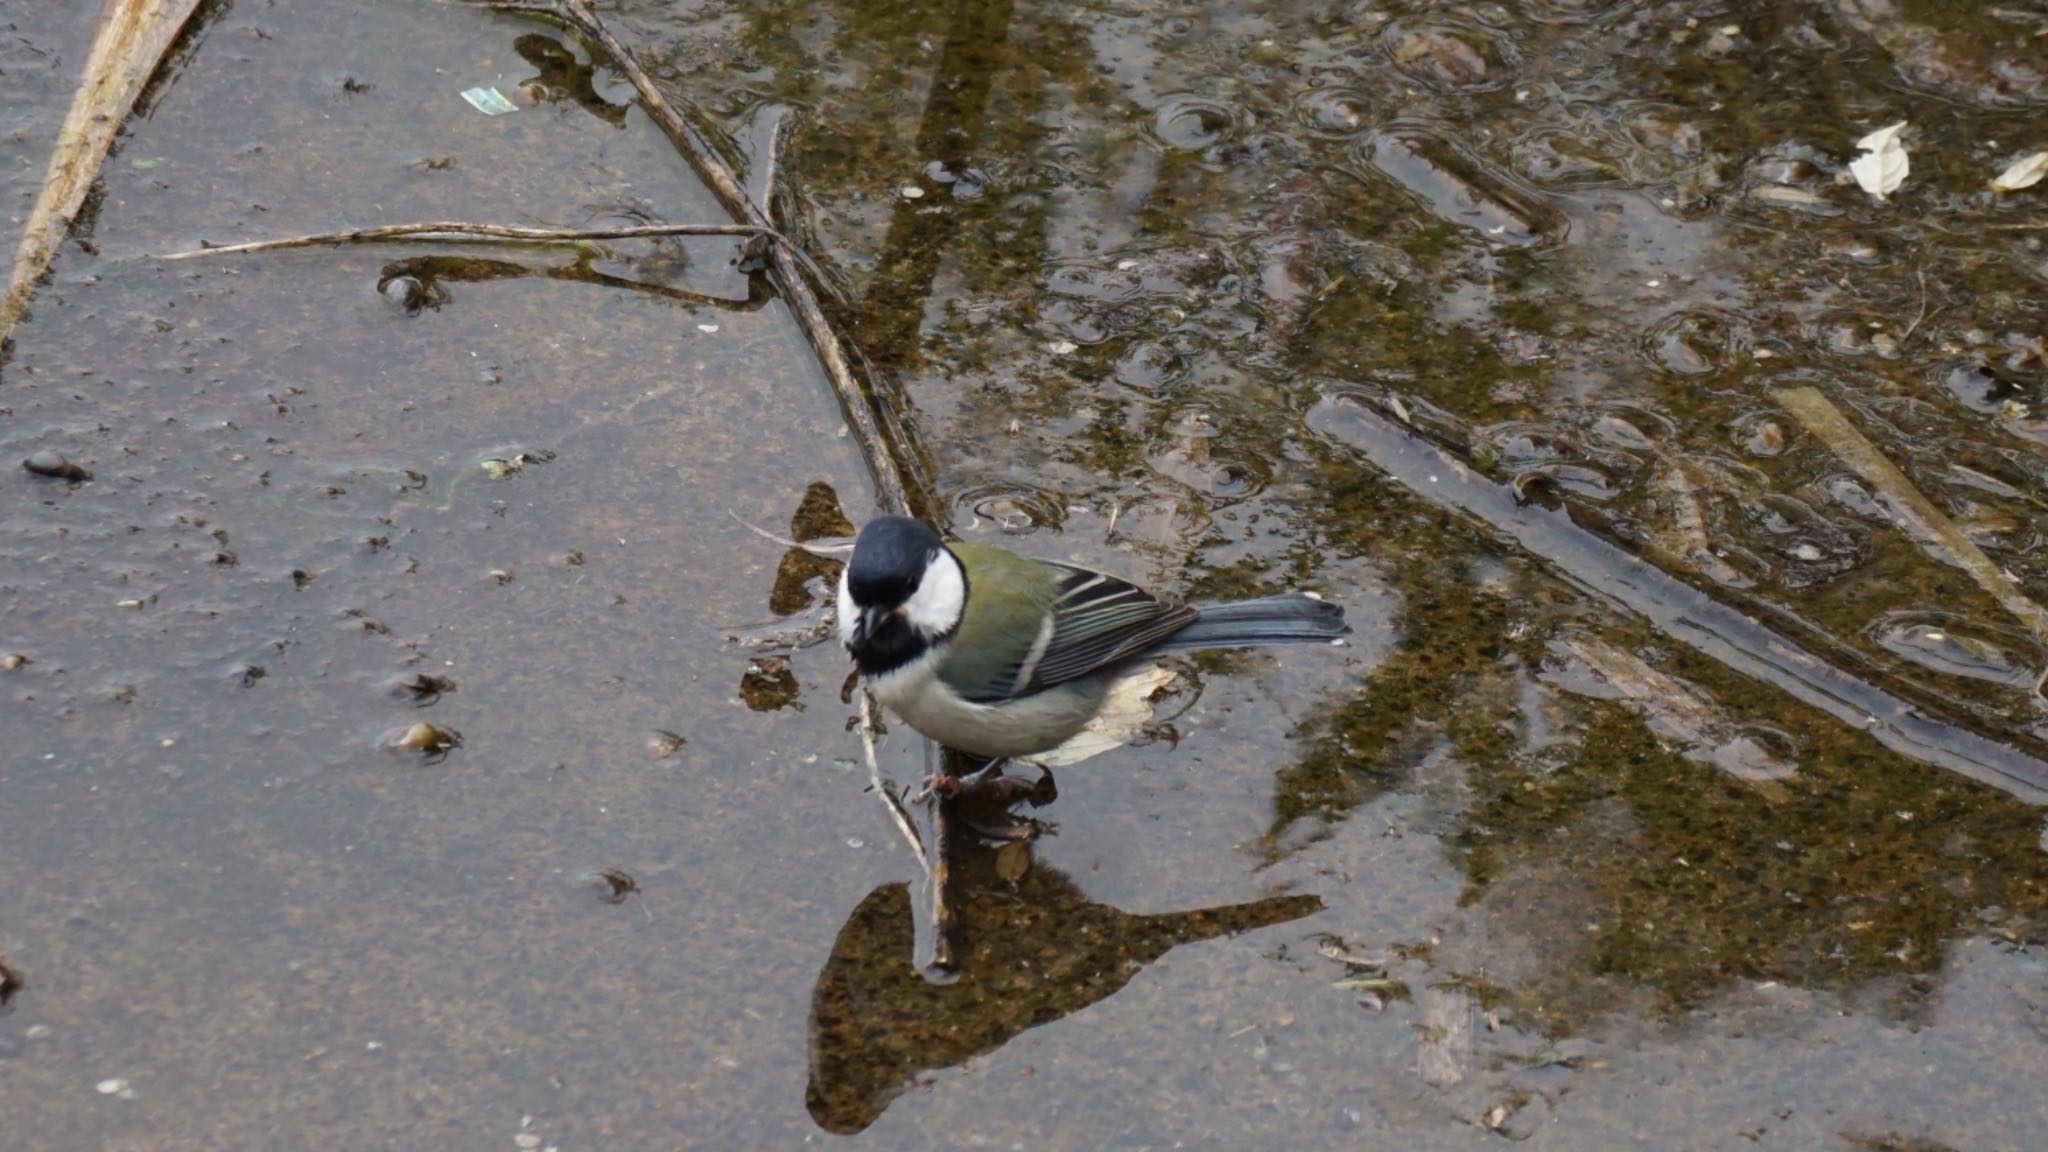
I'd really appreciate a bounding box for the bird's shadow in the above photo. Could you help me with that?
[804,840,1321,1134]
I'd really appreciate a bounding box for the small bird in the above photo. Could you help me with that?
[838,516,1349,763]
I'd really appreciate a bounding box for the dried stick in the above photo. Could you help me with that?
[159,221,770,261]
[861,692,929,876]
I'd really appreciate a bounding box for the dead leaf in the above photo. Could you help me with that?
[1992,150,2048,192]
[1849,120,1909,200]
[3,0,206,344]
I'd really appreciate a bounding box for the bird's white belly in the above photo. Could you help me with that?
[869,656,1103,760]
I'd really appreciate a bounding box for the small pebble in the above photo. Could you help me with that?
[25,1025,52,1040]
[95,1078,126,1095]
[515,1135,543,1150]
[390,722,460,754]
[899,185,925,199]
[1745,420,1787,456]
[1,654,25,671]
[23,451,90,482]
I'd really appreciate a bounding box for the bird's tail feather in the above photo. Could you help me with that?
[1154,594,1350,652]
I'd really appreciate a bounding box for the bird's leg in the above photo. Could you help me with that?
[913,756,1009,802]
[912,759,1056,806]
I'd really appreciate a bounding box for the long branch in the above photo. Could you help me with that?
[159,221,770,260]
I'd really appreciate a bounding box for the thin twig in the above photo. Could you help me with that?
[750,104,790,220]
[861,693,929,875]
[1898,266,1943,348]
[158,221,770,261]
[725,508,853,554]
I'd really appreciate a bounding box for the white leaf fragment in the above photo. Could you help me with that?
[1991,150,2048,192]
[1849,120,1909,200]
[1855,121,1907,153]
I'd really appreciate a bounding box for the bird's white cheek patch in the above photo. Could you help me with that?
[903,550,966,636]
[835,567,859,645]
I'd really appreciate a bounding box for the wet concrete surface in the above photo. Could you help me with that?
[4,0,2047,1148]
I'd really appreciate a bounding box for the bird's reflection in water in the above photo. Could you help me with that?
[805,843,1321,1134]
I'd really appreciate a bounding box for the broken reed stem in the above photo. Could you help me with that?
[159,221,771,260]
[861,692,928,876]
[489,0,960,965]
[1776,385,2048,662]
[925,792,959,971]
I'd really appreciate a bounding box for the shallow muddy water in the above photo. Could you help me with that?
[4,1,2048,1148]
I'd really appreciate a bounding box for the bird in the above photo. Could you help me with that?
[838,516,1349,766]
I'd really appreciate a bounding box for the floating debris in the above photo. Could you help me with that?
[1992,150,2048,192]
[478,449,554,480]
[389,721,460,755]
[1869,614,2042,689]
[0,955,23,1004]
[1316,938,1388,970]
[1848,121,1909,200]
[460,86,518,115]
[1546,633,1796,782]
[579,867,639,905]
[645,730,687,760]
[23,450,90,482]
[390,673,455,704]
[739,657,801,712]
[1360,130,1566,248]
[1,654,26,671]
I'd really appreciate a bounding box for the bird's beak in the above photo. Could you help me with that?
[854,606,888,644]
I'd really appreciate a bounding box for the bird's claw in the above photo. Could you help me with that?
[907,760,1057,809]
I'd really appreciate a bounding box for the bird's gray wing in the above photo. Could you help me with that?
[997,564,1197,698]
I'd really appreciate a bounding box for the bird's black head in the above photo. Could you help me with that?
[844,516,941,612]
[838,517,965,677]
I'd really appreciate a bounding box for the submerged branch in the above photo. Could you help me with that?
[1309,393,2048,805]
